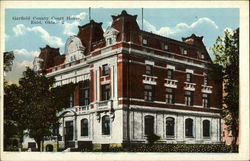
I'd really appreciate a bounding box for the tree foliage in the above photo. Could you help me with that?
[17,67,76,151]
[211,28,239,151]
[4,65,76,151]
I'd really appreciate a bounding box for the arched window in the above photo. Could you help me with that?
[81,119,88,136]
[102,115,110,135]
[166,117,175,136]
[185,118,193,137]
[144,115,154,136]
[203,120,210,137]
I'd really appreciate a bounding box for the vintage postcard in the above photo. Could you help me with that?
[0,1,249,161]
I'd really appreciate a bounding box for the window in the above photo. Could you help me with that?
[69,93,74,107]
[186,73,192,82]
[166,117,175,136]
[144,85,153,101]
[102,64,110,76]
[167,69,174,79]
[164,44,169,50]
[202,94,210,108]
[185,91,193,106]
[101,84,111,101]
[81,119,88,136]
[166,88,174,104]
[185,118,193,137]
[143,39,147,45]
[80,80,90,106]
[107,38,112,45]
[146,65,153,75]
[201,54,204,59]
[144,115,154,136]
[183,49,188,55]
[204,76,208,85]
[65,121,73,141]
[203,120,210,137]
[102,115,110,135]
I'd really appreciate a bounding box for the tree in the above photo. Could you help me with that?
[4,84,25,151]
[18,67,76,151]
[211,28,239,152]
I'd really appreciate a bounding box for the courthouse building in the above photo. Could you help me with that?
[33,10,222,150]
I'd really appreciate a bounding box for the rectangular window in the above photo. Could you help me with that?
[202,94,210,108]
[102,64,110,76]
[146,65,153,76]
[166,88,174,104]
[101,84,111,101]
[185,91,193,106]
[144,85,153,101]
[107,38,112,45]
[80,80,90,106]
[204,76,208,85]
[143,39,147,45]
[186,73,192,82]
[183,49,188,55]
[167,69,174,79]
[164,44,168,50]
[69,93,74,107]
[201,54,205,59]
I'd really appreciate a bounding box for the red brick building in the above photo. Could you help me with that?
[33,10,222,149]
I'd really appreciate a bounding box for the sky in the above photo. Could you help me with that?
[4,8,239,83]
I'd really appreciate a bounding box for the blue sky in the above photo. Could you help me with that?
[5,8,239,83]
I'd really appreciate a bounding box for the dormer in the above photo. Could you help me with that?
[33,57,44,72]
[65,36,85,63]
[103,27,119,46]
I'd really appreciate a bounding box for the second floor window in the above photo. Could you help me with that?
[166,88,174,104]
[80,80,90,106]
[185,91,193,106]
[102,84,111,101]
[144,85,153,101]
[202,93,210,108]
[167,69,174,79]
[186,73,192,82]
[146,65,153,75]
[102,64,110,76]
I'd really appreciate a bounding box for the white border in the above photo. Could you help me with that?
[0,1,249,161]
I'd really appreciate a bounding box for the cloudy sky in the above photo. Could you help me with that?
[5,8,239,83]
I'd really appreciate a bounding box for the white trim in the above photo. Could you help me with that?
[145,60,155,66]
[129,105,220,117]
[166,65,175,70]
[186,69,194,74]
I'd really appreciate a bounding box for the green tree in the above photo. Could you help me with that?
[4,84,25,151]
[211,28,239,152]
[18,67,76,151]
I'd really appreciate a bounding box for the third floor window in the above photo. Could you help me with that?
[186,73,192,82]
[167,69,174,79]
[146,65,153,76]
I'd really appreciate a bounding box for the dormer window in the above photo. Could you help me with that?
[107,38,113,45]
[65,36,85,63]
[103,27,119,46]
